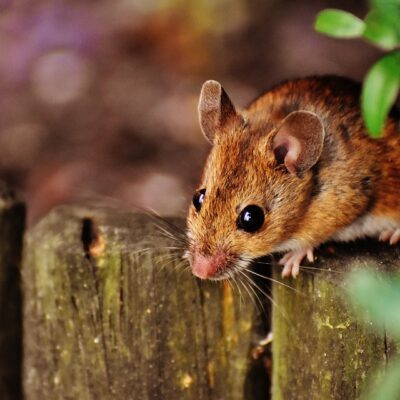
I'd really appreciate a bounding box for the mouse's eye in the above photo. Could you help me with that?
[193,188,206,212]
[237,205,265,233]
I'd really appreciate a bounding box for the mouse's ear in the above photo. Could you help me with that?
[272,111,325,175]
[198,80,240,143]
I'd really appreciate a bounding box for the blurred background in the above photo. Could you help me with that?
[0,0,380,224]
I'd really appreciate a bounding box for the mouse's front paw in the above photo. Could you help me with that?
[379,228,400,245]
[279,247,314,278]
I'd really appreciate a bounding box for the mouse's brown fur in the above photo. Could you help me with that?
[186,76,400,279]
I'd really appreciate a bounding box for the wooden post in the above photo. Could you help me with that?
[0,182,25,400]
[23,205,269,400]
[272,241,400,399]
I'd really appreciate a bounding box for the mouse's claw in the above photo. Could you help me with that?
[379,228,400,245]
[279,247,314,278]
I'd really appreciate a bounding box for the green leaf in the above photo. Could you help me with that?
[346,269,400,336]
[365,357,400,400]
[361,52,400,137]
[370,0,400,39]
[371,0,400,12]
[314,9,365,38]
[363,10,400,50]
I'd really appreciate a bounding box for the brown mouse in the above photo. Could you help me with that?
[185,76,400,279]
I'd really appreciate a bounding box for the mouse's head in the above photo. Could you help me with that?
[186,80,325,280]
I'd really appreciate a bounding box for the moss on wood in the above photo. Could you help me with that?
[272,241,400,400]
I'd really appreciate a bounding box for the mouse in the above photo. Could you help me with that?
[184,76,400,279]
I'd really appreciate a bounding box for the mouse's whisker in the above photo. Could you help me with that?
[155,225,184,242]
[235,255,303,295]
[240,270,298,331]
[236,274,262,311]
[299,265,344,274]
[227,259,261,310]
[121,247,152,257]
[156,218,187,236]
[158,246,186,251]
[155,252,185,272]
[231,275,244,310]
[137,207,186,232]
[153,250,182,263]
[176,262,190,278]
[236,269,266,312]
[245,268,304,296]
[250,259,273,266]
[172,258,188,272]
[239,270,270,303]
[225,274,237,297]
[243,257,344,276]
[149,215,188,239]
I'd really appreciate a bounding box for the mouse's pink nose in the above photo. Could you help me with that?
[191,251,228,279]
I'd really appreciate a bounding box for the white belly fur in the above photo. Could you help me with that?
[332,215,400,242]
[272,215,399,254]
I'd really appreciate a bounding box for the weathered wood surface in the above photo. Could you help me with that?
[23,205,268,400]
[0,182,25,400]
[272,241,400,400]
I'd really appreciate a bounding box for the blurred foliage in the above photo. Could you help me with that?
[347,270,400,400]
[362,53,400,135]
[348,270,400,336]
[315,10,365,38]
[315,0,400,137]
